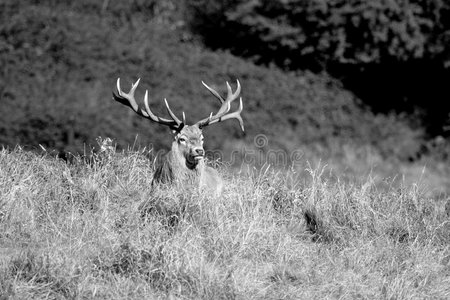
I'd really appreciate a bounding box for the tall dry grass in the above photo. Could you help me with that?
[0,140,449,299]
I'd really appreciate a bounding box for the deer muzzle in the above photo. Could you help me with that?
[192,148,204,160]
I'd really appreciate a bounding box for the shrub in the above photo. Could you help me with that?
[185,0,450,69]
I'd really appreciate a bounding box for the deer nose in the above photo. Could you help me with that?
[194,148,204,156]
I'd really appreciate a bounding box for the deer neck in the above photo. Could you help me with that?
[169,141,204,186]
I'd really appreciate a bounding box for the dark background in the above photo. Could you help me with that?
[1,0,449,167]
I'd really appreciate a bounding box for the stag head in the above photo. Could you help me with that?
[172,125,204,169]
[113,78,244,168]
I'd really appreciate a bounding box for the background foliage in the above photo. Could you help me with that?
[186,0,450,67]
[0,0,448,166]
[185,0,450,137]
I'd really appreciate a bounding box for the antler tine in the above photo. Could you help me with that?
[217,80,241,115]
[114,78,146,116]
[114,78,182,129]
[164,99,183,125]
[227,80,241,101]
[195,80,244,131]
[202,81,225,104]
[143,90,157,119]
[143,90,167,122]
[208,97,245,131]
[130,78,140,94]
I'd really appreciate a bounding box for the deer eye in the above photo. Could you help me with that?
[179,137,187,143]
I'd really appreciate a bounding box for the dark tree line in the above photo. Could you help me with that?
[185,0,450,137]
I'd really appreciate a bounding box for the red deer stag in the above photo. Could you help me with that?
[113,78,244,195]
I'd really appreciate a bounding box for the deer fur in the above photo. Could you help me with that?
[151,125,223,195]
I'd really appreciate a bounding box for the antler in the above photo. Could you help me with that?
[195,80,245,131]
[113,78,184,130]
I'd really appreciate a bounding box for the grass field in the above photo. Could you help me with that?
[0,141,449,299]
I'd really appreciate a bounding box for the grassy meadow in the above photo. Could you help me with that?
[0,140,449,299]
